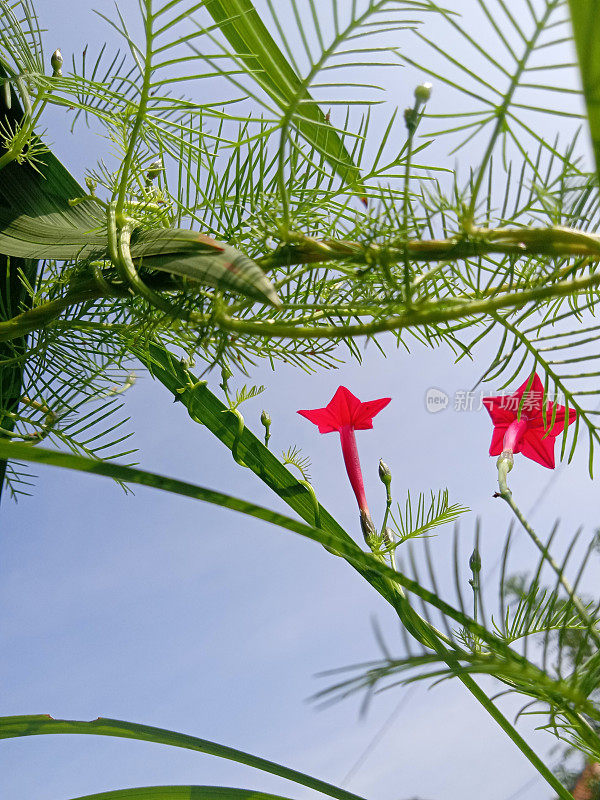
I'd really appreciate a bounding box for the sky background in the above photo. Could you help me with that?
[1,2,599,800]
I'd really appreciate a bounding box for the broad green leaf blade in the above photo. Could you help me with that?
[0,149,279,306]
[67,787,297,800]
[204,0,362,189]
[0,715,367,800]
[135,342,424,637]
[0,348,469,642]
[568,2,600,181]
[134,230,280,307]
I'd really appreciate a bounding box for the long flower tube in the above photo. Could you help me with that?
[298,385,390,543]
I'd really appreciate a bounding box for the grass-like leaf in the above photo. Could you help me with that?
[568,1,600,183]
[0,715,366,800]
[64,788,298,800]
[203,0,363,188]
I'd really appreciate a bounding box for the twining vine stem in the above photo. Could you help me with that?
[1,225,600,344]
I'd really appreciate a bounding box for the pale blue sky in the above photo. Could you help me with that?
[1,3,598,800]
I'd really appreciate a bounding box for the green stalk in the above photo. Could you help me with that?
[214,266,600,340]
[0,428,582,797]
[496,454,600,651]
[1,223,600,344]
[114,0,153,221]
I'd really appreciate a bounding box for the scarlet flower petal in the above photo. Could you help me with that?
[298,385,391,433]
[529,404,578,437]
[297,407,339,434]
[298,386,391,522]
[512,373,545,413]
[483,396,516,427]
[520,430,556,469]
[328,386,362,428]
[489,424,508,456]
[352,397,392,430]
[482,372,576,469]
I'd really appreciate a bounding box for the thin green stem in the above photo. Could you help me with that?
[380,478,394,568]
[1,229,599,345]
[257,224,600,271]
[215,265,600,340]
[496,454,600,651]
[458,673,574,800]
[402,103,421,303]
[114,0,153,221]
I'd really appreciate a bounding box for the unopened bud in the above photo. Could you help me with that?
[414,82,432,104]
[260,409,271,448]
[51,49,63,78]
[378,459,392,487]
[404,106,417,131]
[220,363,232,385]
[382,527,395,547]
[469,547,481,574]
[85,176,97,195]
[146,158,163,183]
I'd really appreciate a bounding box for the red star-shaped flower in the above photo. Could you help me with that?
[298,386,391,538]
[483,373,576,469]
[298,385,391,434]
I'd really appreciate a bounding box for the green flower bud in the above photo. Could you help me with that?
[51,49,63,78]
[378,459,392,487]
[146,158,163,183]
[404,106,417,131]
[414,82,432,103]
[469,547,481,574]
[382,526,395,547]
[260,409,271,447]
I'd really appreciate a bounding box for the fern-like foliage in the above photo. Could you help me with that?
[1,0,600,478]
[281,444,312,482]
[314,517,600,761]
[389,489,468,542]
